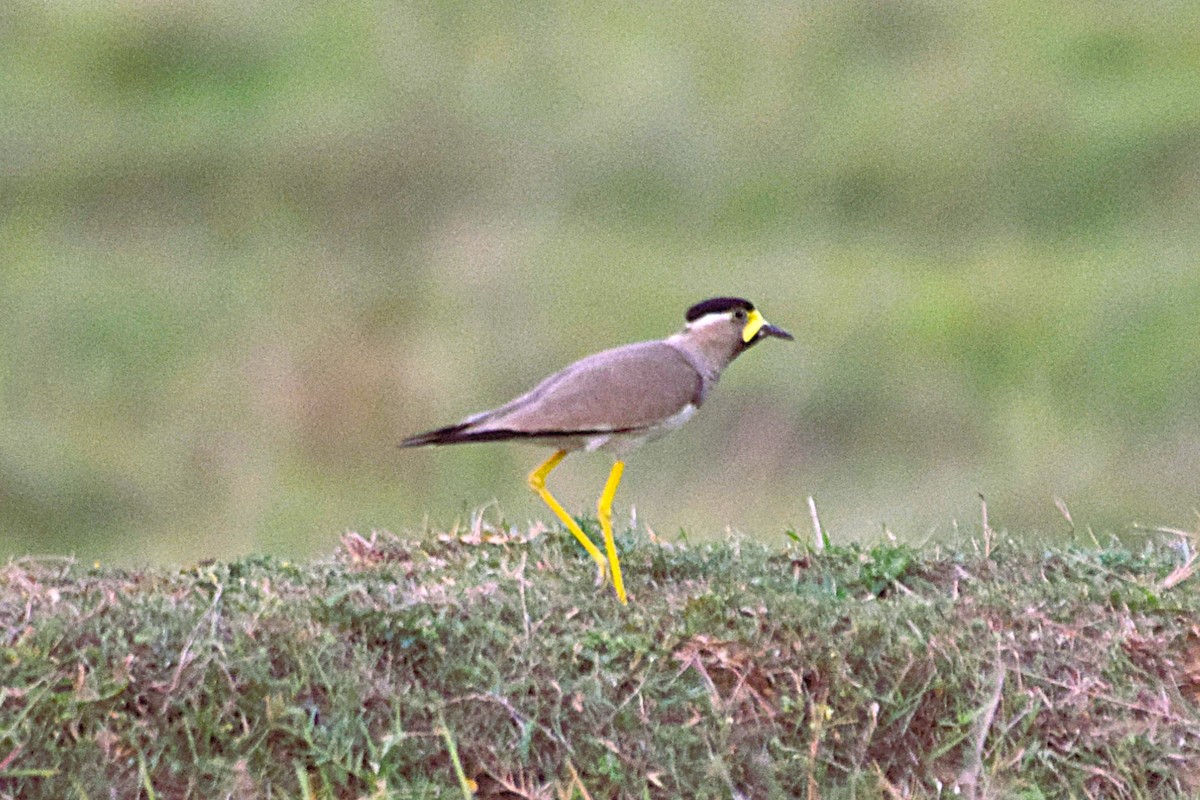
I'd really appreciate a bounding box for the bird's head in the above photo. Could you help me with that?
[680,297,794,363]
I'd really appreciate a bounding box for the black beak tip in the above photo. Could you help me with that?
[763,324,794,341]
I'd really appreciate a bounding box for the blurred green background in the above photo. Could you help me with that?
[3,1,1198,563]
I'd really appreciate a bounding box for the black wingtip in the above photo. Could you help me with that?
[400,424,642,448]
[399,423,536,448]
[398,423,472,448]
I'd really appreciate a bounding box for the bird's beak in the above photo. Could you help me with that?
[760,322,794,341]
[742,309,794,343]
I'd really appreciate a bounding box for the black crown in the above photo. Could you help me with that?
[684,297,754,323]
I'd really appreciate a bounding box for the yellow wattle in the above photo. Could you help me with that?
[742,309,766,342]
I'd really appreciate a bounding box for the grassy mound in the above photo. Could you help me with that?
[2,524,1199,798]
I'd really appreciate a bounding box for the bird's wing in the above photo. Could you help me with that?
[471,341,703,435]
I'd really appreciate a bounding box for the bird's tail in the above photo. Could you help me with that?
[399,422,524,448]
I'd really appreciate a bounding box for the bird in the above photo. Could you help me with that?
[400,297,794,604]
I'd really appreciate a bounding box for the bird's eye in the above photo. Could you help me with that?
[733,309,747,321]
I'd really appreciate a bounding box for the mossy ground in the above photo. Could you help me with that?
[2,522,1199,799]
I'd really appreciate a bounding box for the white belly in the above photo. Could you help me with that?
[590,403,698,457]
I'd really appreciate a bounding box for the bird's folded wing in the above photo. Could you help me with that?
[472,341,703,435]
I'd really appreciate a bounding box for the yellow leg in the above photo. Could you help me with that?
[527,450,608,580]
[597,460,628,605]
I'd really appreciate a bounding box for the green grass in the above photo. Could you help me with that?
[2,523,1199,798]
